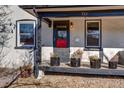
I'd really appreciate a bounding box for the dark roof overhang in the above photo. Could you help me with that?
[19,5,111,9]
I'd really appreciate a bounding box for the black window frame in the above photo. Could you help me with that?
[85,19,102,49]
[16,19,36,49]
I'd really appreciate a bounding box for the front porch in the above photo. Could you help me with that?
[39,61,124,76]
[32,6,124,77]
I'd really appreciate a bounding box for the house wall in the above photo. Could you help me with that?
[41,17,124,63]
[2,5,124,68]
[102,18,124,62]
[0,5,37,68]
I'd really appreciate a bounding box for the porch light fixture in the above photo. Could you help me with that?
[70,22,73,29]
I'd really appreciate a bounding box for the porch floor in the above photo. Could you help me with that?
[39,61,124,76]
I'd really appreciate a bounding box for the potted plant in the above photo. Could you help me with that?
[70,49,83,67]
[50,53,60,66]
[109,61,118,69]
[89,55,101,69]
[109,55,118,69]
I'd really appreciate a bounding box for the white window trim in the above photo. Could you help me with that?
[17,20,36,48]
[85,20,101,48]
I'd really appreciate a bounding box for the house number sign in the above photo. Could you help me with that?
[81,12,88,16]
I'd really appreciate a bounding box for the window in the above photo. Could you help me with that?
[57,30,67,39]
[17,20,36,48]
[85,20,101,48]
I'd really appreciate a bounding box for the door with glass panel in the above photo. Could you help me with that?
[53,21,70,62]
[53,21,69,48]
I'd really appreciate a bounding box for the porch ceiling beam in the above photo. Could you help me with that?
[43,18,52,27]
[38,10,124,17]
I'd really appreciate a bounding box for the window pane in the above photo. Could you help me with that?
[20,24,34,33]
[20,34,34,45]
[86,22,100,47]
[87,34,99,46]
[87,22,99,30]
[19,23,34,45]
[57,30,67,39]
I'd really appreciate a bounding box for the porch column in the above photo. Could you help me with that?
[36,18,42,64]
[33,8,42,78]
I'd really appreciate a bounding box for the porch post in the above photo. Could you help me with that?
[33,7,42,78]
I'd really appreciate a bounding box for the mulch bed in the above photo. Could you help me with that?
[9,73,124,88]
[1,67,124,88]
[0,68,20,88]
